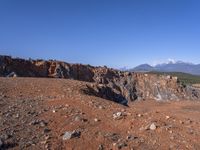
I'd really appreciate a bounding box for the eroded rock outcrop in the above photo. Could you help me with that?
[0,55,199,104]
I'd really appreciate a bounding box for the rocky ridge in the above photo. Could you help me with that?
[0,55,199,104]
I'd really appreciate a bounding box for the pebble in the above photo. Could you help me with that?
[74,116,82,122]
[45,135,50,140]
[113,112,122,120]
[113,143,117,146]
[40,120,48,127]
[98,106,104,109]
[118,142,128,149]
[45,144,49,149]
[150,123,157,130]
[16,113,19,118]
[30,119,40,125]
[188,129,194,134]
[65,104,69,107]
[62,132,72,140]
[43,128,51,134]
[139,125,149,131]
[179,120,184,124]
[98,144,104,150]
[94,118,99,122]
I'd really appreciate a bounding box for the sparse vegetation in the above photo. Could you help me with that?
[149,72,200,85]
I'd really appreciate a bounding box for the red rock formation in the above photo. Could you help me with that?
[0,55,199,104]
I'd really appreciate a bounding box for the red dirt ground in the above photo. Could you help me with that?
[0,77,200,150]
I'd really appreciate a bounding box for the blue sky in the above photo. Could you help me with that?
[0,0,200,68]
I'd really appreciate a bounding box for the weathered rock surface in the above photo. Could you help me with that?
[62,130,81,140]
[0,55,199,105]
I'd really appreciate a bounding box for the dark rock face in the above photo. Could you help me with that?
[84,84,129,106]
[86,72,200,105]
[0,55,199,105]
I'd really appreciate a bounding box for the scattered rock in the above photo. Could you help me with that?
[30,120,47,127]
[40,120,48,127]
[94,118,100,122]
[104,133,120,142]
[65,104,69,107]
[150,123,157,130]
[113,112,123,120]
[118,142,128,149]
[139,125,149,131]
[82,118,88,122]
[45,135,50,140]
[62,130,81,140]
[6,72,17,77]
[98,105,104,109]
[62,132,72,140]
[137,114,143,117]
[29,120,38,125]
[15,113,19,118]
[74,116,82,122]
[186,119,192,124]
[113,143,117,146]
[179,120,184,124]
[98,144,104,150]
[43,128,51,134]
[126,135,137,140]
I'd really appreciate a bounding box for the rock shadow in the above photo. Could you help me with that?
[82,84,128,106]
[0,142,18,150]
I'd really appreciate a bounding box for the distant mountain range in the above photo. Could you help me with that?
[129,61,200,75]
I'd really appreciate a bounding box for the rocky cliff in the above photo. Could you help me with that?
[0,55,199,105]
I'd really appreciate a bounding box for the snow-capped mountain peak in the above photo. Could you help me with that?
[131,60,200,75]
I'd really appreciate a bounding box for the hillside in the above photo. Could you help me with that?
[1,56,200,149]
[1,55,200,102]
[149,72,200,85]
[131,61,200,75]
[0,78,200,149]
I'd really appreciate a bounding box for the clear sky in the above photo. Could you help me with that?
[0,0,200,68]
